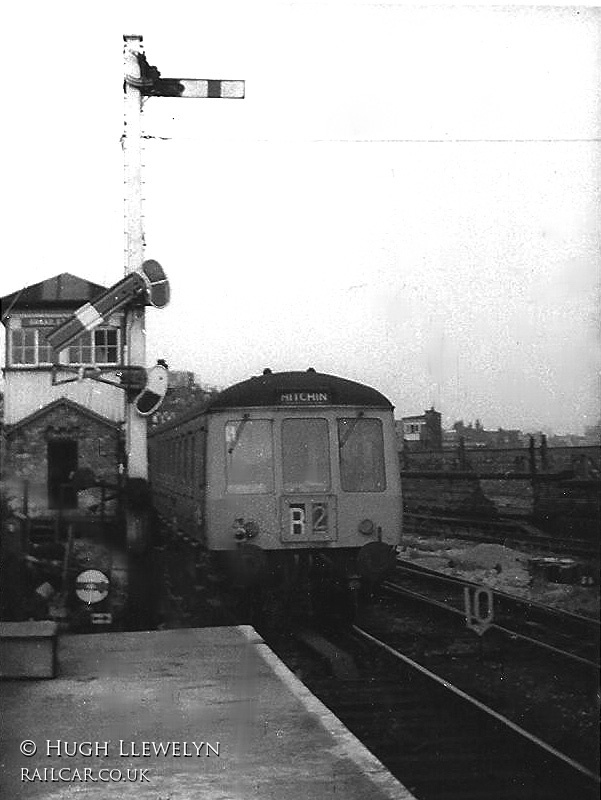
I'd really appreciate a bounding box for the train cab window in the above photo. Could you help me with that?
[282,418,330,492]
[225,419,273,494]
[338,418,386,492]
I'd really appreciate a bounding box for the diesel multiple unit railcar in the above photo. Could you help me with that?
[148,369,402,613]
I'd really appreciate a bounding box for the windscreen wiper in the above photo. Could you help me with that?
[228,413,251,455]
[339,411,364,449]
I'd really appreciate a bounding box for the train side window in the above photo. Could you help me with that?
[338,417,386,492]
[225,419,273,494]
[282,418,330,492]
[196,429,206,486]
[183,436,190,482]
[191,434,196,483]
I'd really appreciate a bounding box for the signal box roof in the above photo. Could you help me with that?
[207,369,393,411]
[0,273,107,319]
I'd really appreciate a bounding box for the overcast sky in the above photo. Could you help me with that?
[1,2,599,434]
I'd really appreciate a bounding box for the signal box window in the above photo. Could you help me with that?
[282,418,330,492]
[10,328,53,366]
[68,328,119,365]
[338,417,386,492]
[225,419,273,494]
[94,328,119,364]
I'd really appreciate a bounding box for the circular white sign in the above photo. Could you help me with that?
[75,570,110,605]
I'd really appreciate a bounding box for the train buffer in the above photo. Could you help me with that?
[1,626,415,800]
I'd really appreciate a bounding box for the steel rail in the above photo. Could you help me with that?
[382,579,600,670]
[351,624,601,785]
[403,512,597,555]
[396,559,600,629]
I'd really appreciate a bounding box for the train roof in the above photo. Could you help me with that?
[206,369,394,411]
[148,370,394,435]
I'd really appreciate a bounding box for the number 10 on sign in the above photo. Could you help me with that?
[464,585,494,636]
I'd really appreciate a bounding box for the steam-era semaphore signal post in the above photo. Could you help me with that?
[49,37,244,553]
[121,35,244,551]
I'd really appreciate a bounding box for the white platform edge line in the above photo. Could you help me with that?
[236,625,416,800]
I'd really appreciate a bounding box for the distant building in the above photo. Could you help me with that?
[398,407,442,450]
[1,274,125,517]
[442,429,459,449]
[582,422,601,446]
[548,430,601,448]
[168,370,195,389]
[490,428,523,448]
[451,420,524,449]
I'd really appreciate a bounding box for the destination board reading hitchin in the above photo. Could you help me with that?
[279,392,330,405]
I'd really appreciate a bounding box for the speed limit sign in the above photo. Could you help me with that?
[75,570,110,605]
[464,585,494,636]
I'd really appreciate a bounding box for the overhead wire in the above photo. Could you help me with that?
[137,134,601,143]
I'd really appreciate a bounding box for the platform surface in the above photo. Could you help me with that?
[0,625,415,799]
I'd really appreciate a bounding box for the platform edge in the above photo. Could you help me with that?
[236,625,416,800]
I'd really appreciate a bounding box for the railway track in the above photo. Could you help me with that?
[156,540,600,798]
[267,624,600,800]
[389,560,600,669]
[403,512,598,556]
[358,573,598,774]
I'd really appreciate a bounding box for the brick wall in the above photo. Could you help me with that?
[402,445,600,475]
[401,470,600,541]
[533,478,600,540]
[479,478,534,515]
[3,405,121,517]
[402,474,498,517]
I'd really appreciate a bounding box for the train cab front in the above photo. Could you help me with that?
[206,370,402,612]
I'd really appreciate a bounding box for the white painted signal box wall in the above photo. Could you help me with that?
[1,275,126,426]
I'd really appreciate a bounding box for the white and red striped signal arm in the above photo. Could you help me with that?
[125,48,245,99]
[47,260,169,355]
[46,273,146,354]
[144,78,245,98]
